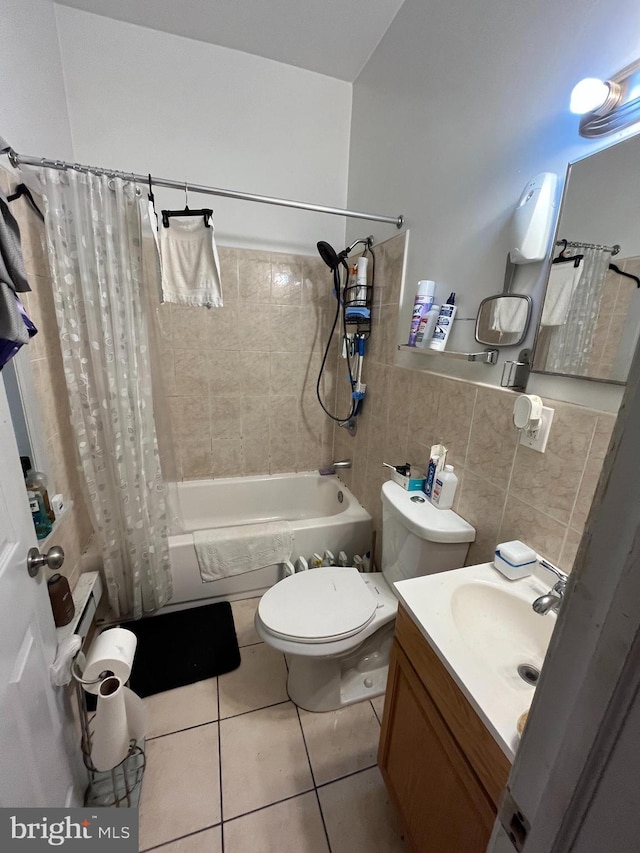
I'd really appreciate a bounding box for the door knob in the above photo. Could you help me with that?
[27,545,65,578]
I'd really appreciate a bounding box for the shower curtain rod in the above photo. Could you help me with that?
[6,148,404,229]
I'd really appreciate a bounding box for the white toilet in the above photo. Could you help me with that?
[254,480,476,712]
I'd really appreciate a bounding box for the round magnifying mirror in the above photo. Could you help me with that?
[475,294,532,347]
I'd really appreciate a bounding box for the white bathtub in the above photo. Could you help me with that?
[165,472,372,610]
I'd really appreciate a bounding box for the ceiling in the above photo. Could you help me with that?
[53,0,406,82]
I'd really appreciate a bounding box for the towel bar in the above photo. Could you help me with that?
[398,345,498,364]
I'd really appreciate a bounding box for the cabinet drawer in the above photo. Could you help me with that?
[394,604,510,805]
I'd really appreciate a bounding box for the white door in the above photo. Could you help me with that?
[488,321,640,851]
[0,376,81,806]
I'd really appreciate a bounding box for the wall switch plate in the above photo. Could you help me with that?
[519,405,554,453]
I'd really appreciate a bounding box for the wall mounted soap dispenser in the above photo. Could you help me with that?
[509,172,558,264]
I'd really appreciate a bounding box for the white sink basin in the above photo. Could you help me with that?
[450,580,555,679]
[394,562,558,761]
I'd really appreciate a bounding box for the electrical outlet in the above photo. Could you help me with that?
[519,405,554,453]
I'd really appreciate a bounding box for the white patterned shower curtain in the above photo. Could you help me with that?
[39,168,172,619]
[545,246,610,376]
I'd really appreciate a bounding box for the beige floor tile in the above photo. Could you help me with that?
[231,597,262,647]
[224,792,329,853]
[145,678,218,738]
[299,701,381,785]
[139,723,221,850]
[218,643,288,718]
[371,694,386,724]
[146,825,222,852]
[318,767,407,853]
[220,702,314,819]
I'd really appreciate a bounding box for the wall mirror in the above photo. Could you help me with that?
[475,294,532,347]
[532,133,640,384]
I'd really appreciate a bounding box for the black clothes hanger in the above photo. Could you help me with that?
[6,183,44,221]
[609,262,640,288]
[148,174,158,227]
[161,208,212,228]
[552,239,583,268]
[161,181,212,228]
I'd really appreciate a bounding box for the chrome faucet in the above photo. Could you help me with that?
[319,459,352,476]
[532,558,568,615]
[332,459,352,469]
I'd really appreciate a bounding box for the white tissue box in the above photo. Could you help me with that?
[493,540,537,580]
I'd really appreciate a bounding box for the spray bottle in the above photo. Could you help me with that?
[407,280,435,346]
[429,292,457,351]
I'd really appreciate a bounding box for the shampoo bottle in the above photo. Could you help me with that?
[346,261,358,305]
[415,304,440,348]
[407,280,435,346]
[47,573,75,627]
[429,292,457,351]
[355,256,369,305]
[431,465,458,509]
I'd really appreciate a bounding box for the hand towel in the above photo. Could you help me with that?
[49,634,82,686]
[194,521,293,583]
[0,188,30,293]
[540,263,583,327]
[157,215,223,308]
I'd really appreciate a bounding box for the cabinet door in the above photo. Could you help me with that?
[379,641,495,853]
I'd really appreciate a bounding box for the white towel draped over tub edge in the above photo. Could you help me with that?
[194,520,293,583]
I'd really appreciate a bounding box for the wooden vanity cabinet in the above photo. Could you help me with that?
[378,605,511,853]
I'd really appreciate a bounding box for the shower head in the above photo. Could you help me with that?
[317,236,374,271]
[317,241,341,271]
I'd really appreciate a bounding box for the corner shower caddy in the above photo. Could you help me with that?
[344,280,374,339]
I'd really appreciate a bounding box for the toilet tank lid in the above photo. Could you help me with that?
[381,481,476,543]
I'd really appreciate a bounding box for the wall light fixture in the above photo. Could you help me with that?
[570,58,640,137]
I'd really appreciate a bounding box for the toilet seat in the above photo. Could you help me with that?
[257,567,378,643]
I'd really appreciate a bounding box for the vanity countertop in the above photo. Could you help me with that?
[394,562,557,761]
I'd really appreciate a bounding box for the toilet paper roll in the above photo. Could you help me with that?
[82,627,137,695]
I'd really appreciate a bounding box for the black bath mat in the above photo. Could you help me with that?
[119,602,241,698]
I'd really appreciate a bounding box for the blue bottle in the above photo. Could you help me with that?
[28,490,52,539]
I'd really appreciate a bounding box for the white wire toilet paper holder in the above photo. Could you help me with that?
[71,653,146,808]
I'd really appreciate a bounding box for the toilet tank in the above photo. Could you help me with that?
[380,481,476,586]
